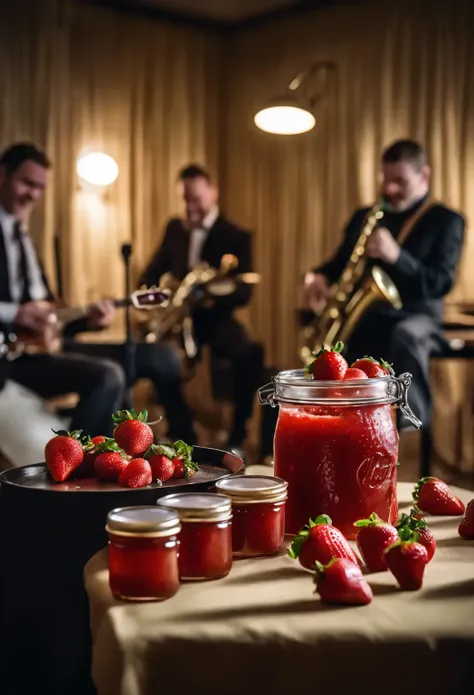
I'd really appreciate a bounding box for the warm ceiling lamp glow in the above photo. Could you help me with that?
[76,152,119,186]
[254,61,336,136]
[254,105,316,135]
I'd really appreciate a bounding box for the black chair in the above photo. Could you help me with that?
[420,329,474,477]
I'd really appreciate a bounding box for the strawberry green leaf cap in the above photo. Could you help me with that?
[112,409,149,425]
[354,512,385,528]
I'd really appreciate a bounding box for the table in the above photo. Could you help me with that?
[84,481,474,695]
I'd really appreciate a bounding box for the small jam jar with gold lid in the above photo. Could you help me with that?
[157,492,233,580]
[215,475,288,557]
[106,506,181,601]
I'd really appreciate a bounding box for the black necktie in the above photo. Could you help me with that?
[13,222,31,303]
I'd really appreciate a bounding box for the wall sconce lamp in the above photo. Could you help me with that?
[76,152,119,187]
[254,61,336,135]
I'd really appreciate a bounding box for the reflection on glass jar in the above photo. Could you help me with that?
[107,506,181,601]
[216,475,288,557]
[259,370,420,539]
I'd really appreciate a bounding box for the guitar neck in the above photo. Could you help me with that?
[56,298,128,325]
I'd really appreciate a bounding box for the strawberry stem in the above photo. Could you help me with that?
[112,408,149,424]
[95,438,127,456]
[51,429,83,440]
[354,512,383,528]
[288,534,306,559]
[308,514,332,527]
[395,508,427,532]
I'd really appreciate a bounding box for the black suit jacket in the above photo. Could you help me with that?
[0,225,88,336]
[314,202,465,321]
[139,214,254,317]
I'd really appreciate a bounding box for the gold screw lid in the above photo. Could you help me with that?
[106,506,181,537]
[215,475,288,504]
[157,493,232,523]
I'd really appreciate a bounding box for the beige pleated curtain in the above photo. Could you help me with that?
[0,0,473,469]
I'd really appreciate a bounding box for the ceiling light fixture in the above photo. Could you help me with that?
[254,61,336,135]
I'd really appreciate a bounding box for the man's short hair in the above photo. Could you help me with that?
[177,163,211,183]
[382,139,428,170]
[0,142,51,174]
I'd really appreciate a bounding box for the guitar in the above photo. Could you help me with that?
[6,286,170,360]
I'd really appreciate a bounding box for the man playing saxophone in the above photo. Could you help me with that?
[303,139,465,427]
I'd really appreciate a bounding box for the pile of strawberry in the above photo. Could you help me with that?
[289,475,472,606]
[44,409,198,489]
[306,341,393,380]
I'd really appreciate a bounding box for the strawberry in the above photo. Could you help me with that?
[351,356,393,378]
[118,458,152,489]
[385,529,429,590]
[44,429,85,482]
[313,558,373,605]
[170,439,198,479]
[112,409,154,457]
[172,457,199,479]
[395,509,436,562]
[94,440,129,482]
[354,512,399,572]
[458,499,474,539]
[343,367,368,381]
[288,514,360,570]
[74,435,108,478]
[305,341,348,381]
[413,477,465,516]
[145,443,176,482]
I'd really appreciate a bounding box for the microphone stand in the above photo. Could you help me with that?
[121,243,136,409]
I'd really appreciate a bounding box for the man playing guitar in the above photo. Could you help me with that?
[0,142,125,436]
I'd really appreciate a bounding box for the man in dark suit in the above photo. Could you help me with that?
[303,139,465,426]
[0,142,125,436]
[140,164,263,450]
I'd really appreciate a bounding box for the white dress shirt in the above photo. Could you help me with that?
[187,207,219,270]
[0,206,48,323]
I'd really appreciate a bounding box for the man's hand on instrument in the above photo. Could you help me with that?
[365,228,401,265]
[302,272,331,313]
[87,300,115,329]
[15,301,56,332]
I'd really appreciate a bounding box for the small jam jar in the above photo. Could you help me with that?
[215,475,288,557]
[157,493,233,580]
[106,506,181,601]
[258,370,422,540]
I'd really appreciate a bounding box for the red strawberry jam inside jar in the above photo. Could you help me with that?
[215,475,288,556]
[258,370,421,540]
[106,506,181,601]
[157,492,233,581]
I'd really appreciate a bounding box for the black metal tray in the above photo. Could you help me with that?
[0,445,243,496]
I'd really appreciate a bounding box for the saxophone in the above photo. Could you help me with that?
[139,255,260,359]
[298,200,403,364]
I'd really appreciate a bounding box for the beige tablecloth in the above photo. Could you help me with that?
[84,482,474,695]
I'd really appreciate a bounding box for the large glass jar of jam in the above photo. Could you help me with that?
[258,370,421,540]
[215,475,288,557]
[106,506,181,601]
[157,493,233,580]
